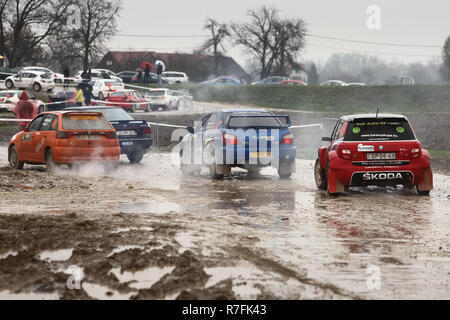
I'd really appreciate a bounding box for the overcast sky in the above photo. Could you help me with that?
[109,0,450,67]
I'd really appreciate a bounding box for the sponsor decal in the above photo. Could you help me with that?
[358,144,375,152]
[352,127,361,134]
[363,172,403,181]
[396,126,405,133]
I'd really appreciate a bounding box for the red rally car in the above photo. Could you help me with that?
[315,114,433,196]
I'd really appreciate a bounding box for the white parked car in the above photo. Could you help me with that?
[5,71,55,92]
[145,89,180,111]
[161,71,189,84]
[0,89,46,113]
[320,80,348,87]
[90,79,125,100]
[75,69,123,83]
[20,67,64,84]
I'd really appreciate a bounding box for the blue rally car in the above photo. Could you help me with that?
[64,106,153,163]
[180,109,296,179]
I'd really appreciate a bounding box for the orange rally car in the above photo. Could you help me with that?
[8,111,120,171]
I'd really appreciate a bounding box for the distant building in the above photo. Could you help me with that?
[96,51,249,83]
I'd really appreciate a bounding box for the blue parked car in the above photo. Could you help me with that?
[199,76,242,85]
[180,109,296,179]
[64,106,153,164]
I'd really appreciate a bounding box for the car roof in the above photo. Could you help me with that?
[64,106,122,111]
[341,114,408,121]
[219,108,269,113]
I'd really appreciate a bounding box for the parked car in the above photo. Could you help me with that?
[315,113,433,195]
[116,71,137,83]
[8,111,120,171]
[90,79,125,100]
[5,71,55,92]
[74,69,123,83]
[46,91,78,111]
[0,89,46,113]
[252,76,289,85]
[199,77,241,85]
[280,80,308,86]
[104,90,151,113]
[162,71,189,84]
[145,89,179,111]
[20,67,64,84]
[64,106,153,164]
[320,80,348,87]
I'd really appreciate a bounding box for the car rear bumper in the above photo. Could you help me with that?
[119,138,153,154]
[52,147,121,163]
[220,145,296,167]
[329,155,433,188]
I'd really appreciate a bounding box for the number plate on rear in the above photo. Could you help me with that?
[117,130,136,136]
[250,152,272,158]
[78,135,100,141]
[367,153,396,160]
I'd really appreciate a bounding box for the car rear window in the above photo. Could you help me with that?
[344,118,415,141]
[62,114,112,130]
[40,73,51,79]
[226,113,285,128]
[149,91,166,96]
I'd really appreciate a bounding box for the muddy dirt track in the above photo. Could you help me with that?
[0,145,449,300]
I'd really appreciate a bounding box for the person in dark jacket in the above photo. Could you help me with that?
[144,65,151,85]
[13,91,38,131]
[80,82,93,106]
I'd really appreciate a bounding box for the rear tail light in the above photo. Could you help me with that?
[411,148,421,158]
[281,133,294,145]
[56,131,72,139]
[338,148,351,160]
[223,133,238,145]
[143,125,152,137]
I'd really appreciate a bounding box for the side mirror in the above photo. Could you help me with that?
[186,126,194,134]
[322,137,331,142]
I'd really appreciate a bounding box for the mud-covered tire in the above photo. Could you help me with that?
[33,82,42,92]
[416,185,430,196]
[45,149,56,172]
[9,146,24,170]
[314,159,327,190]
[5,79,14,89]
[127,149,144,164]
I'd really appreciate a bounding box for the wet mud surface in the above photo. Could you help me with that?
[0,148,449,300]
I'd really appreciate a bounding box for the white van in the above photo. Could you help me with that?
[161,72,189,84]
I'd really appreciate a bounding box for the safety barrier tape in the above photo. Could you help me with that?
[290,123,323,129]
[92,99,152,106]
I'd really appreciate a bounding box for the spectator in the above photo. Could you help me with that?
[80,82,93,106]
[13,91,38,131]
[102,71,111,80]
[155,60,166,86]
[87,69,92,80]
[144,64,151,85]
[137,70,143,83]
[75,85,85,106]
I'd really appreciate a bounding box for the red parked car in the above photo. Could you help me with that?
[315,114,433,196]
[105,90,150,113]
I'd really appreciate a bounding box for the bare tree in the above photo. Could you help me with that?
[74,0,121,71]
[0,0,73,67]
[441,36,450,82]
[200,18,230,76]
[231,6,307,80]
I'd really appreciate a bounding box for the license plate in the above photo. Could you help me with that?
[122,142,134,146]
[78,135,100,141]
[117,130,136,136]
[367,153,396,160]
[250,152,272,158]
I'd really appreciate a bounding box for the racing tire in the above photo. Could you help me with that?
[45,149,56,172]
[33,83,42,92]
[127,149,145,164]
[5,79,14,89]
[314,159,328,190]
[416,185,430,196]
[278,167,293,179]
[9,146,24,170]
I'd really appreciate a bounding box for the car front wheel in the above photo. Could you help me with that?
[33,83,42,92]
[416,185,431,196]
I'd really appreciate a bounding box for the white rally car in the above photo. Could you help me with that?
[145,89,180,111]
[0,90,46,113]
[20,67,65,84]
[90,79,125,100]
[5,71,55,92]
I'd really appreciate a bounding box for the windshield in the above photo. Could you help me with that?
[62,114,112,130]
[345,118,415,141]
[226,112,285,128]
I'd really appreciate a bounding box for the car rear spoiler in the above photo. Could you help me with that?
[226,114,292,129]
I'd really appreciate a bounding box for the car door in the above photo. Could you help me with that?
[34,114,59,163]
[21,114,45,162]
[15,73,26,87]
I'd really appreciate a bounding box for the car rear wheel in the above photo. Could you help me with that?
[127,149,144,164]
[416,185,430,196]
[9,146,24,170]
[314,159,327,190]
[5,80,14,89]
[33,83,42,92]
[45,149,56,172]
